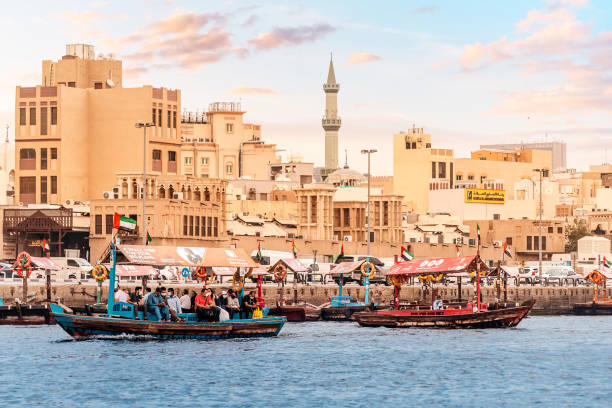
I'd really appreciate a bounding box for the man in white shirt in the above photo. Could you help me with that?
[114,286,129,303]
[179,289,191,312]
[166,288,183,322]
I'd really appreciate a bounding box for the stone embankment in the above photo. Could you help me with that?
[1,281,609,314]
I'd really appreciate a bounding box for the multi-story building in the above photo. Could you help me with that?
[14,44,181,205]
[295,184,336,241]
[180,103,278,180]
[0,130,15,204]
[480,141,566,172]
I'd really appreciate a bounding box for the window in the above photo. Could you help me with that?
[40,108,47,135]
[431,162,436,178]
[41,148,47,170]
[542,236,546,250]
[167,110,171,128]
[40,176,47,203]
[226,123,233,133]
[189,215,194,236]
[201,174,209,178]
[185,157,192,165]
[51,176,57,194]
[456,175,462,181]
[480,176,486,183]
[105,214,114,234]
[158,109,162,127]
[493,213,500,220]
[201,157,209,165]
[202,216,207,236]
[557,227,562,234]
[183,215,188,235]
[51,107,57,125]
[207,216,212,236]
[506,237,512,245]
[30,108,36,125]
[19,108,26,125]
[20,177,36,203]
[51,148,57,159]
[214,217,218,237]
[168,151,176,162]
[19,148,36,170]
[173,111,177,128]
[343,208,350,227]
[547,226,553,233]
[534,236,539,251]
[438,162,446,179]
[152,108,156,126]
[526,236,532,250]
[468,175,474,181]
[94,82,103,89]
[95,214,102,234]
[195,216,200,236]
[226,163,233,175]
[68,82,75,87]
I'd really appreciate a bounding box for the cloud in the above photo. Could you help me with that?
[410,6,439,15]
[242,15,258,27]
[347,52,382,65]
[229,85,277,95]
[139,11,226,36]
[249,23,335,50]
[123,66,148,78]
[59,10,106,26]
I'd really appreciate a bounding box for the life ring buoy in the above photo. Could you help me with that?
[273,264,287,281]
[389,275,403,288]
[194,267,207,281]
[92,264,109,282]
[361,261,376,279]
[14,252,32,279]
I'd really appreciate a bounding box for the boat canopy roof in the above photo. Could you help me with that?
[30,257,62,271]
[270,258,309,273]
[114,264,157,277]
[386,256,488,277]
[331,259,366,275]
[118,245,259,268]
[210,266,270,276]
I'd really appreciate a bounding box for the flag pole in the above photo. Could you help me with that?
[476,225,481,311]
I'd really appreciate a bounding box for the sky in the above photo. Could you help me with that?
[1,0,611,175]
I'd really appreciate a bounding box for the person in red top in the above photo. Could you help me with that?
[195,287,218,321]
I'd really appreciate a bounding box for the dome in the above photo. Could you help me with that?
[326,166,366,187]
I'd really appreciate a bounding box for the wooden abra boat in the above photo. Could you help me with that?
[571,269,612,315]
[51,244,286,340]
[354,255,535,329]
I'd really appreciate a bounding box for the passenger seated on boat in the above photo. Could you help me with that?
[115,286,129,303]
[129,287,143,306]
[195,288,218,322]
[241,291,258,319]
[226,289,240,319]
[433,298,444,310]
[146,287,170,321]
[179,289,191,313]
[218,291,228,310]
[166,288,184,322]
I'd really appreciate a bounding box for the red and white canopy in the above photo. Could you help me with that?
[115,264,157,277]
[386,256,488,277]
[330,260,366,275]
[30,257,62,271]
[270,258,310,273]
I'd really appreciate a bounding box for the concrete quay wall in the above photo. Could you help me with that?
[0,282,608,314]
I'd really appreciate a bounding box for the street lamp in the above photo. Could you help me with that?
[135,121,154,245]
[533,168,546,281]
[361,149,377,256]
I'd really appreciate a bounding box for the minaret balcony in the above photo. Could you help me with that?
[322,118,341,130]
[323,84,340,93]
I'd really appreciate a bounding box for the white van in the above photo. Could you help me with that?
[50,257,94,280]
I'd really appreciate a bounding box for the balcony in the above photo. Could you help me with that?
[19,159,36,170]
[152,160,162,172]
[168,161,177,174]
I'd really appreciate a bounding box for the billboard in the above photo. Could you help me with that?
[464,188,505,204]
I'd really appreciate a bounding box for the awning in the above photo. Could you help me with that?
[30,257,62,271]
[270,258,309,273]
[211,266,270,277]
[118,245,259,268]
[114,265,157,277]
[501,266,520,277]
[331,260,366,275]
[386,256,488,276]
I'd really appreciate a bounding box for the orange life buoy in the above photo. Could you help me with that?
[273,264,287,281]
[14,252,32,278]
[361,261,376,279]
[389,275,404,288]
[92,265,109,282]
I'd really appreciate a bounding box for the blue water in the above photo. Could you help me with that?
[1,317,611,407]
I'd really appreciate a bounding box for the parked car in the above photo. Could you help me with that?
[0,262,14,278]
[50,257,94,279]
[331,255,388,286]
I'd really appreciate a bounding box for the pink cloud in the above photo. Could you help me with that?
[249,23,335,50]
[229,85,277,95]
[347,52,382,65]
[141,11,226,36]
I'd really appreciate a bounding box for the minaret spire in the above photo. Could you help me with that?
[322,54,341,179]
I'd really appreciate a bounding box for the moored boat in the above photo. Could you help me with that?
[50,244,286,340]
[571,269,612,315]
[354,255,535,329]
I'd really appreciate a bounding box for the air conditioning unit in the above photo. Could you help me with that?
[102,190,114,199]
[344,235,352,242]
[112,185,120,199]
[493,241,502,248]
[173,192,184,200]
[65,199,73,205]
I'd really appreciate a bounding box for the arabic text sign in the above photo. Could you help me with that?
[464,188,505,204]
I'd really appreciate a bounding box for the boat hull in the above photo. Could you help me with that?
[0,304,53,325]
[571,301,612,315]
[51,312,286,340]
[321,306,368,321]
[268,306,321,322]
[354,299,535,328]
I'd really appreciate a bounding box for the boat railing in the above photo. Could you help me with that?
[111,302,136,319]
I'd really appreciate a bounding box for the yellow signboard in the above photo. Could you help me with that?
[464,188,505,204]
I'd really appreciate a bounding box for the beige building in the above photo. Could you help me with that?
[393,126,553,214]
[321,57,341,179]
[295,184,336,241]
[0,131,15,205]
[15,44,181,205]
[180,103,278,180]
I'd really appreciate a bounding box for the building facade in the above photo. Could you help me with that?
[480,141,567,172]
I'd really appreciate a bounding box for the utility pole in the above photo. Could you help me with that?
[533,168,545,281]
[361,149,377,256]
[135,122,154,245]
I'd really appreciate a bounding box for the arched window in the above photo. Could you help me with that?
[225,163,233,175]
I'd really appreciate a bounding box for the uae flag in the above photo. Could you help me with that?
[292,240,299,258]
[41,239,50,252]
[257,242,263,262]
[113,212,137,232]
[456,246,461,257]
[146,231,152,245]
[401,246,414,261]
[503,241,512,258]
[604,257,611,269]
[334,244,344,264]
